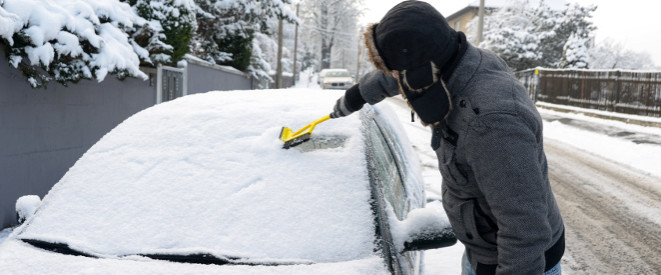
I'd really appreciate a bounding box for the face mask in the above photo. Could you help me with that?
[397,61,453,125]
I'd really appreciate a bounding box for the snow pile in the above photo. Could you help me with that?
[0,0,148,86]
[0,228,12,244]
[541,108,661,178]
[15,195,41,224]
[14,89,382,264]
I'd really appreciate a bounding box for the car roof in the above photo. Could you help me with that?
[15,89,380,263]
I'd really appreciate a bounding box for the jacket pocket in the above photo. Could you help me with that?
[444,199,497,249]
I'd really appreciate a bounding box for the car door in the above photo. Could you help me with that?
[363,107,423,275]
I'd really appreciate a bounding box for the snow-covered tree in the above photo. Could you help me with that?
[589,38,657,70]
[560,33,589,69]
[545,3,596,67]
[122,0,197,65]
[192,0,297,81]
[478,1,541,71]
[0,0,151,88]
[472,0,596,70]
[299,0,362,70]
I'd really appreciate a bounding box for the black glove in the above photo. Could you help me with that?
[330,84,367,118]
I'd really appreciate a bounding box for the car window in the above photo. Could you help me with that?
[327,71,350,77]
[366,119,406,220]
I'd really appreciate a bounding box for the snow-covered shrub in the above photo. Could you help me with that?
[124,0,197,65]
[0,0,151,88]
[16,195,41,224]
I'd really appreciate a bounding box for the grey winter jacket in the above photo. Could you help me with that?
[360,44,564,274]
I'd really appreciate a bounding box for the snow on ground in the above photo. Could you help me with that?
[539,107,661,178]
[0,228,11,244]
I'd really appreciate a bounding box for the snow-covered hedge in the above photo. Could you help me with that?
[1,0,298,89]
[1,0,150,88]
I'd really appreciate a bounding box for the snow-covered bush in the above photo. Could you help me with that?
[124,0,197,65]
[0,0,151,88]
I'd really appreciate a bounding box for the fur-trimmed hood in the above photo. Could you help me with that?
[364,23,391,75]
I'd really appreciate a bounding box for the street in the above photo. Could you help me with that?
[545,139,661,274]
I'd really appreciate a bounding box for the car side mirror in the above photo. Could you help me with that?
[402,224,456,252]
[16,195,41,224]
[395,203,457,253]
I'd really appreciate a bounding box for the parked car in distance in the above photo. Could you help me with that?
[318,68,354,89]
[0,89,455,274]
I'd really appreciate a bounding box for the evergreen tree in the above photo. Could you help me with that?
[560,33,589,69]
[474,1,596,70]
[1,0,151,88]
[193,0,297,79]
[479,2,541,71]
[123,0,197,65]
[540,3,596,68]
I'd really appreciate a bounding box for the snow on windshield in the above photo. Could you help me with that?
[15,89,379,263]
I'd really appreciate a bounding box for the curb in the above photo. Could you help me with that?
[536,104,661,128]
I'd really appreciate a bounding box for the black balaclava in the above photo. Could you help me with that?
[364,0,466,127]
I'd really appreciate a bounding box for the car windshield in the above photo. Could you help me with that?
[326,71,350,77]
[15,90,378,264]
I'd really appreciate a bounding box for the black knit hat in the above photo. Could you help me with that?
[365,0,458,72]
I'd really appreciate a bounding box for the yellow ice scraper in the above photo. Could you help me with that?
[279,115,331,149]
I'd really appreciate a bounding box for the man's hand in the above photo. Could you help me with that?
[330,84,366,118]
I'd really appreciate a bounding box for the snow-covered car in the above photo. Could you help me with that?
[0,89,455,274]
[318,69,354,89]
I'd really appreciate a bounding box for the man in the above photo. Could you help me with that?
[329,1,564,274]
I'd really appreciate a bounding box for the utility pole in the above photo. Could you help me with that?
[477,0,485,46]
[292,4,299,84]
[356,27,363,80]
[276,17,283,88]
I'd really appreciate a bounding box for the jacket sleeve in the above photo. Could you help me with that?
[464,112,551,275]
[358,70,400,105]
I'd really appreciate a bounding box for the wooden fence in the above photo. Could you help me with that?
[516,68,661,118]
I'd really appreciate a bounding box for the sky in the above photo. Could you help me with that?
[360,0,661,66]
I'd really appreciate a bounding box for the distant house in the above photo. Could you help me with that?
[446,2,496,36]
[445,0,568,44]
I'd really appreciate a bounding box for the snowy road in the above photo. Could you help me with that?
[545,139,661,274]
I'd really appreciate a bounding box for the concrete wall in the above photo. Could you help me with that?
[0,57,157,228]
[185,59,253,94]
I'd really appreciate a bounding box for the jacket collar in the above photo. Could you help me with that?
[446,43,482,98]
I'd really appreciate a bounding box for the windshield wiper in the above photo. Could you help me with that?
[140,253,314,266]
[21,238,313,267]
[21,238,96,258]
[140,253,235,265]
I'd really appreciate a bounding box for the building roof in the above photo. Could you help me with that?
[447,0,569,21]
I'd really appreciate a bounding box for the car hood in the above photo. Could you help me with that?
[13,89,377,263]
[0,239,390,274]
